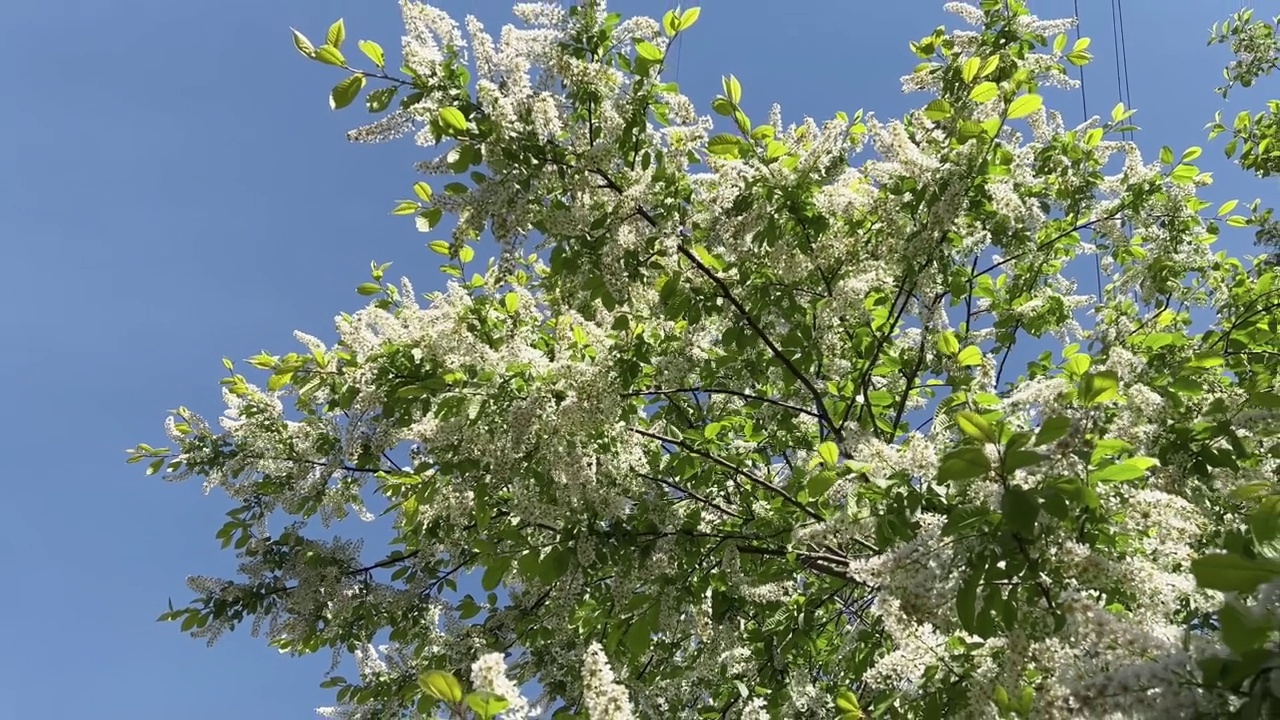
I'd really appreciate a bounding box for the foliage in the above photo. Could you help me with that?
[130,1,1280,717]
[1208,9,1280,265]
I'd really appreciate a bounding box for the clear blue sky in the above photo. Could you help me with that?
[0,0,1268,717]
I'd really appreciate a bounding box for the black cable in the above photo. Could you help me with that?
[1115,0,1134,142]
[1073,0,1089,119]
[1071,0,1104,301]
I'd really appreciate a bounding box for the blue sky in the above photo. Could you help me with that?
[0,0,1269,717]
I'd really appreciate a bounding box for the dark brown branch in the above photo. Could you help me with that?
[624,387,820,419]
[632,427,824,523]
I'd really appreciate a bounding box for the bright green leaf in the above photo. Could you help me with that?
[956,345,984,367]
[438,107,468,134]
[313,44,346,67]
[955,411,998,444]
[326,18,346,50]
[358,39,385,68]
[291,28,316,58]
[419,671,464,704]
[723,74,742,105]
[329,75,365,110]
[466,691,511,720]
[1007,94,1044,120]
[969,81,998,104]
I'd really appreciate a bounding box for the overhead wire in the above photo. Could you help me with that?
[1071,0,1104,299]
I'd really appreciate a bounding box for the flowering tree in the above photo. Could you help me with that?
[129,1,1280,717]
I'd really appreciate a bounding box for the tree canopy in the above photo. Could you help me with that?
[130,1,1280,718]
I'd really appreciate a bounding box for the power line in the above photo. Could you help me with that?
[1072,0,1089,121]
[1114,0,1134,142]
[1068,0,1104,302]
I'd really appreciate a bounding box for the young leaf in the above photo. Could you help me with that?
[326,18,346,50]
[419,671,464,704]
[680,6,701,30]
[969,81,998,104]
[438,107,468,134]
[956,345,984,367]
[723,74,742,105]
[365,86,398,113]
[313,44,346,67]
[955,411,998,444]
[290,28,316,58]
[357,39,385,68]
[466,691,511,720]
[329,75,366,110]
[1007,94,1043,120]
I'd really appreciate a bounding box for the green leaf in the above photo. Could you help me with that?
[1159,146,1174,165]
[836,689,862,717]
[313,44,346,67]
[428,240,451,256]
[956,345,984,367]
[1170,164,1198,183]
[356,282,382,296]
[937,331,960,357]
[1091,461,1146,482]
[923,99,952,121]
[722,74,742,104]
[290,28,316,58]
[1003,449,1048,473]
[391,201,419,216]
[938,447,991,481]
[1064,353,1092,376]
[326,18,346,50]
[416,207,443,232]
[1066,49,1092,66]
[413,182,433,202]
[679,6,701,30]
[481,558,509,592]
[1001,486,1039,537]
[955,411,998,444]
[662,9,679,37]
[466,691,511,720]
[366,86,398,112]
[329,75,366,110]
[969,81,998,104]
[438,107,468,134]
[1251,497,1280,559]
[808,470,838,499]
[1034,416,1071,446]
[706,134,742,158]
[1252,391,1280,409]
[956,564,982,633]
[1191,553,1280,593]
[817,441,840,467]
[358,39,385,68]
[1007,94,1043,120]
[1080,370,1120,405]
[961,57,981,84]
[635,40,663,62]
[1180,146,1202,162]
[503,292,519,314]
[1219,599,1265,655]
[419,671,464,704]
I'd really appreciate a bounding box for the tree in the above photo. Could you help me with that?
[129,1,1280,717]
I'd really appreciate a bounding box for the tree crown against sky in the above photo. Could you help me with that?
[129,1,1280,718]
